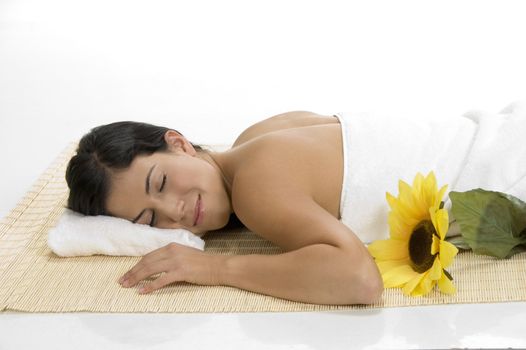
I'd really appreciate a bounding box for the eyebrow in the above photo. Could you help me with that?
[131,164,156,224]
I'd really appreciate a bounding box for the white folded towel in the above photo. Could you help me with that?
[47,208,205,257]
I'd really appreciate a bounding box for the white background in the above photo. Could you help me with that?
[1,0,525,349]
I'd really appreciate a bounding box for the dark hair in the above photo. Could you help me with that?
[65,121,206,216]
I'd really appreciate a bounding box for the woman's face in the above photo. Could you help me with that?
[105,131,232,236]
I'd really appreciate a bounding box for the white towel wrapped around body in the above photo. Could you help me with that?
[335,100,526,244]
[48,208,205,257]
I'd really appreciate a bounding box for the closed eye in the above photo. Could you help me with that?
[149,212,156,227]
[150,174,166,227]
[159,173,166,192]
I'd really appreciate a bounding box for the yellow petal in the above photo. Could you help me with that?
[398,180,414,204]
[438,273,456,294]
[392,203,420,225]
[402,272,425,296]
[439,240,459,269]
[368,239,409,260]
[386,192,398,210]
[429,206,439,233]
[392,214,420,233]
[413,173,429,213]
[431,234,440,255]
[424,171,437,187]
[428,257,442,281]
[417,273,436,296]
[412,173,424,193]
[382,265,420,288]
[388,214,411,240]
[410,275,433,297]
[376,258,411,275]
[422,172,438,206]
[398,201,418,221]
[437,184,448,204]
[435,209,449,240]
[411,174,432,218]
[410,285,425,297]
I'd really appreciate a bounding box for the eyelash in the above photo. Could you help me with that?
[149,173,166,227]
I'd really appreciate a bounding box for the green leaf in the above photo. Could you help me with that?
[449,189,526,258]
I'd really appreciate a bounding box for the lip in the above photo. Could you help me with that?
[193,195,201,226]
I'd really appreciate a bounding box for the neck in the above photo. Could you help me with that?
[198,150,233,195]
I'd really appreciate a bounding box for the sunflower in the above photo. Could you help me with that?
[368,171,459,296]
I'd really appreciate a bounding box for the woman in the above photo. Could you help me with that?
[65,111,384,305]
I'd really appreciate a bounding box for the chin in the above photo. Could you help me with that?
[194,230,207,238]
[218,211,232,229]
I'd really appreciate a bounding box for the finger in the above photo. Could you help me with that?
[138,271,180,294]
[121,258,172,288]
[120,255,163,284]
[119,244,174,283]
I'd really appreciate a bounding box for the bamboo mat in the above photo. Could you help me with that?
[1,142,525,313]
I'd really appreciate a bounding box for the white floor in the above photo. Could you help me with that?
[1,303,525,349]
[2,1,526,349]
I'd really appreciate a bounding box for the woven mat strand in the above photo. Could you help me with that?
[1,141,525,313]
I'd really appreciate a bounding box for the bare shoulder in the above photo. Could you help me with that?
[230,140,360,252]
[232,111,337,147]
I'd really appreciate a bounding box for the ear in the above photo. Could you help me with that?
[164,130,197,156]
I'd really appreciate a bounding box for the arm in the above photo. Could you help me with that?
[220,242,382,305]
[118,192,382,305]
[118,239,381,305]
[225,174,383,305]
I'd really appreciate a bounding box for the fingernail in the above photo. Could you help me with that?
[118,277,126,284]
[138,287,146,293]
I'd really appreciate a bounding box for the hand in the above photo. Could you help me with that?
[117,243,225,294]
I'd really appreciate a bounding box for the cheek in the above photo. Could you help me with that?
[168,165,204,190]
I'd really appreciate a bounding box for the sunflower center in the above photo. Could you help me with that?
[408,220,436,273]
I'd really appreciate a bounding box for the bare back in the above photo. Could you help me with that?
[231,112,343,218]
[217,111,351,252]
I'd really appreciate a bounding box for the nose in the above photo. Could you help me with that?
[157,198,186,227]
[171,199,186,222]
